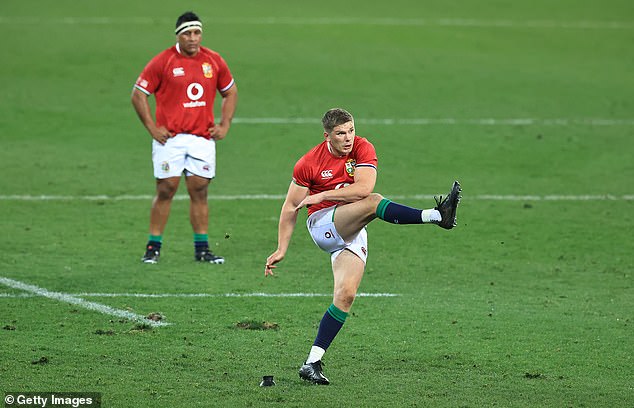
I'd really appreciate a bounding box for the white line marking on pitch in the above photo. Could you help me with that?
[222,17,634,30]
[0,292,399,298]
[0,17,631,30]
[0,277,171,327]
[232,117,634,126]
[0,194,631,202]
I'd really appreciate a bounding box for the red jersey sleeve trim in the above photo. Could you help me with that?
[291,178,309,188]
[133,84,151,96]
[219,78,235,93]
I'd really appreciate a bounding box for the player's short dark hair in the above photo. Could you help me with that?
[176,11,201,28]
[322,108,354,133]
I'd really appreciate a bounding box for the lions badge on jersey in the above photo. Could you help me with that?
[202,63,213,79]
[345,159,356,177]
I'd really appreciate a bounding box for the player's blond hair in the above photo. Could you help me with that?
[322,108,354,133]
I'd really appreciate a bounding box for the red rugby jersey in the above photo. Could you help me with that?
[293,136,378,215]
[134,44,234,139]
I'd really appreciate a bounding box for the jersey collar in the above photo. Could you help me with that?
[326,140,347,158]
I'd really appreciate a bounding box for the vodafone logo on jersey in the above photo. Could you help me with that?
[321,170,333,179]
[183,82,207,108]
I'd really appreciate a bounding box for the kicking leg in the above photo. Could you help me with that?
[334,192,443,242]
[375,181,462,229]
[375,197,441,225]
[333,193,383,241]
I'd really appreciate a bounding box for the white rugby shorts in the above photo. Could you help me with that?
[306,206,368,264]
[152,133,216,179]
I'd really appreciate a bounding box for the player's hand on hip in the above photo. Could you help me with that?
[152,127,174,145]
[209,123,229,141]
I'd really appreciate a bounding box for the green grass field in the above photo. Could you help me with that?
[1,1,633,407]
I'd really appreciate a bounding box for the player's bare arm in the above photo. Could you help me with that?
[131,88,173,144]
[209,85,238,141]
[265,182,309,276]
[294,166,377,211]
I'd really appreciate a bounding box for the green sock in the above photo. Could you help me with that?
[194,233,208,242]
[376,198,425,224]
[194,233,209,250]
[327,303,349,323]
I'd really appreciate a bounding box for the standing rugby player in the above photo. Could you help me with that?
[132,11,238,264]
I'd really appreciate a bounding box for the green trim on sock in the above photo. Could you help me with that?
[193,233,208,242]
[327,303,349,324]
[375,198,392,220]
[149,235,162,242]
